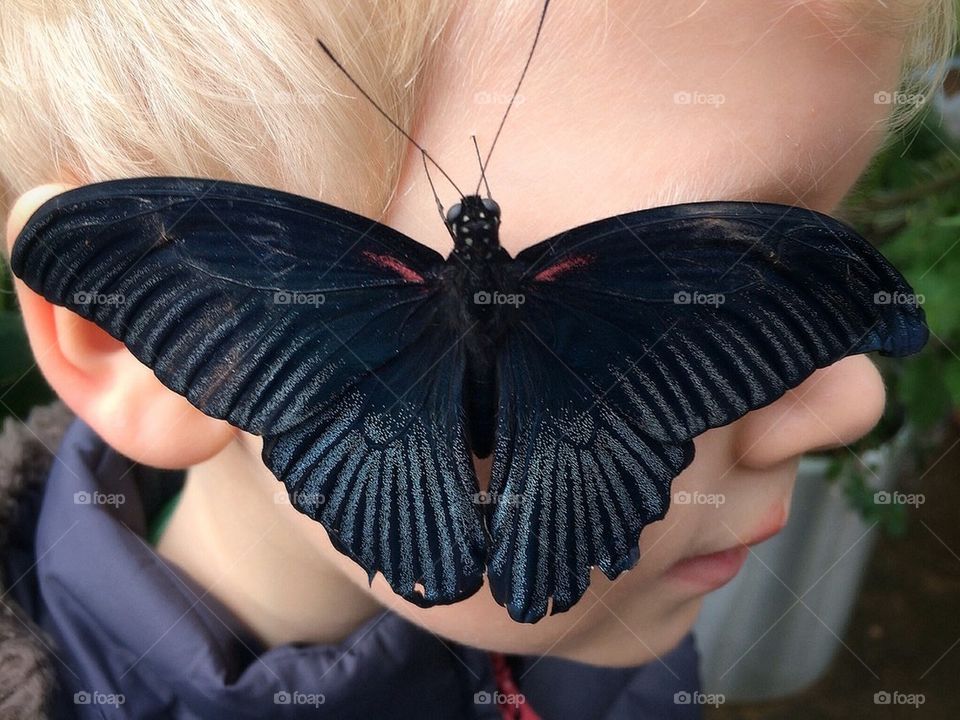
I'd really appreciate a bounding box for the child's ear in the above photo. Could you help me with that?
[5,184,236,468]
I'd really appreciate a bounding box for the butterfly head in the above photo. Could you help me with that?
[446,195,501,260]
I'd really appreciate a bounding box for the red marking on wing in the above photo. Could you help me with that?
[361,250,425,283]
[532,255,593,282]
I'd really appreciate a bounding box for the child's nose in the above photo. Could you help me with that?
[730,355,886,469]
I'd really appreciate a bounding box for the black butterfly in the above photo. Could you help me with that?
[11,176,927,623]
[8,0,930,623]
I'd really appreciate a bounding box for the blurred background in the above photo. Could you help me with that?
[1,21,960,720]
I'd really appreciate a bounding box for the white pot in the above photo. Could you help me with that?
[693,426,913,700]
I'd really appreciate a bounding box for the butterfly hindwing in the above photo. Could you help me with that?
[261,307,488,606]
[11,176,487,606]
[488,326,694,623]
[487,201,927,621]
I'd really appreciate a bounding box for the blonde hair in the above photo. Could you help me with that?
[0,0,955,228]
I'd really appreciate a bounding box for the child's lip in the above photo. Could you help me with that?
[664,545,750,590]
[664,502,789,590]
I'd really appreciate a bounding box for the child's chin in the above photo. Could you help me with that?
[390,587,703,667]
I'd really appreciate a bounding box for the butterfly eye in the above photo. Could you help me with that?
[481,198,501,217]
[445,203,462,224]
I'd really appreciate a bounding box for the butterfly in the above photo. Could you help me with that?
[9,0,930,623]
[11,175,928,623]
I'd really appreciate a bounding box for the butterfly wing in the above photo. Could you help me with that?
[487,201,927,622]
[488,328,695,623]
[11,177,487,606]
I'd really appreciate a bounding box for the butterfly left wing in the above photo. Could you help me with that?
[487,201,928,622]
[488,327,694,623]
[261,318,487,607]
[11,177,487,607]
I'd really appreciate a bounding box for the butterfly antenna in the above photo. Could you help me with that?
[471,135,492,198]
[474,0,551,195]
[422,151,455,239]
[316,38,465,198]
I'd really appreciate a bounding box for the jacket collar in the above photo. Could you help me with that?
[1,405,702,720]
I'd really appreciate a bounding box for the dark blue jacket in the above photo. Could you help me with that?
[0,404,701,719]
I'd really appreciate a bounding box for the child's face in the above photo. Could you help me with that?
[222,0,903,664]
[4,0,912,667]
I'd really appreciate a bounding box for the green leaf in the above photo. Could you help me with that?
[0,255,17,314]
[945,359,960,411]
[0,371,55,423]
[0,312,35,384]
[899,353,950,430]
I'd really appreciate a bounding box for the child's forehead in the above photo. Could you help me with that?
[390,1,906,255]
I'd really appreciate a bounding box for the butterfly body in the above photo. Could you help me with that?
[441,194,516,458]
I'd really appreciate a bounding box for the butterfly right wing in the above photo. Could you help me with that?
[485,201,928,622]
[11,177,487,606]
